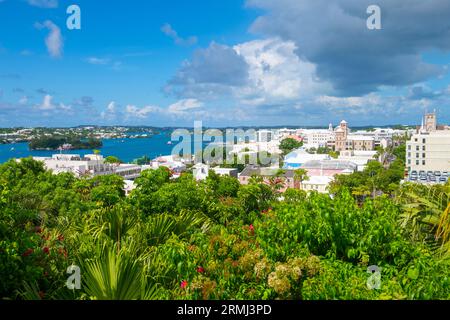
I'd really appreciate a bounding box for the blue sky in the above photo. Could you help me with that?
[0,0,450,127]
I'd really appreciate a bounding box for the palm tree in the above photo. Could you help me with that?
[81,244,160,300]
[294,169,309,190]
[397,183,450,255]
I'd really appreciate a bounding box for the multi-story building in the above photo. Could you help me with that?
[406,113,450,173]
[333,120,376,152]
[33,154,142,180]
[301,125,335,149]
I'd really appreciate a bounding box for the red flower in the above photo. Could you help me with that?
[57,235,64,242]
[180,280,188,289]
[38,291,45,300]
[196,266,205,273]
[43,247,50,255]
[22,248,33,257]
[44,271,49,277]
[34,226,42,234]
[249,224,255,235]
[58,248,68,258]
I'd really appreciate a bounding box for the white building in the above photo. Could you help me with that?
[300,126,335,149]
[338,150,377,171]
[193,163,210,181]
[151,155,187,173]
[283,149,330,169]
[211,167,238,178]
[193,163,239,181]
[32,154,144,180]
[407,131,450,173]
[33,154,115,177]
[406,112,450,174]
[301,176,333,193]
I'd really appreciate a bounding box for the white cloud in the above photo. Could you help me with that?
[167,99,203,115]
[125,105,161,119]
[234,38,333,106]
[161,23,198,46]
[19,96,29,105]
[28,0,58,8]
[35,20,63,58]
[100,101,117,120]
[38,94,54,110]
[86,57,110,65]
[36,94,72,114]
[85,57,122,70]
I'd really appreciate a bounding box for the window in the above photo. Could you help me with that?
[422,160,426,165]
[408,152,411,158]
[423,139,426,143]
[408,145,411,150]
[423,146,426,151]
[416,160,419,165]
[408,160,411,165]
[416,153,419,158]
[416,146,420,151]
[415,138,418,142]
[423,153,426,158]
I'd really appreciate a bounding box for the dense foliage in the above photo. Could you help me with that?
[0,157,449,300]
[29,137,102,150]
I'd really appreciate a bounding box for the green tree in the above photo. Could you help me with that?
[104,156,123,164]
[279,138,303,155]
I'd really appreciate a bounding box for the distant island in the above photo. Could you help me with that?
[29,137,103,151]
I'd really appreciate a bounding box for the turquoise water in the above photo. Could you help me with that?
[0,133,176,164]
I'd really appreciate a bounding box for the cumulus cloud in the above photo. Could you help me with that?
[35,20,63,58]
[38,94,54,110]
[161,23,198,46]
[234,38,333,105]
[101,101,119,121]
[246,0,450,95]
[35,94,72,114]
[28,0,58,8]
[167,99,203,115]
[166,42,250,99]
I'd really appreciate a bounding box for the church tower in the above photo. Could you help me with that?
[424,110,437,132]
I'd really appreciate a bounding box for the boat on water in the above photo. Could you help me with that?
[10,147,15,151]
[167,141,173,145]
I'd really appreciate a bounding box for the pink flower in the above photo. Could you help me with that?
[43,247,50,255]
[196,266,205,273]
[180,280,188,289]
[249,224,255,235]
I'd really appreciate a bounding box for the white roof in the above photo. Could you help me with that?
[302,175,333,185]
[285,150,329,163]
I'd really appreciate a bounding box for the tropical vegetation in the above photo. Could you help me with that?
[0,154,449,300]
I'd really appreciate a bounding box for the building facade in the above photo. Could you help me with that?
[406,112,450,173]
